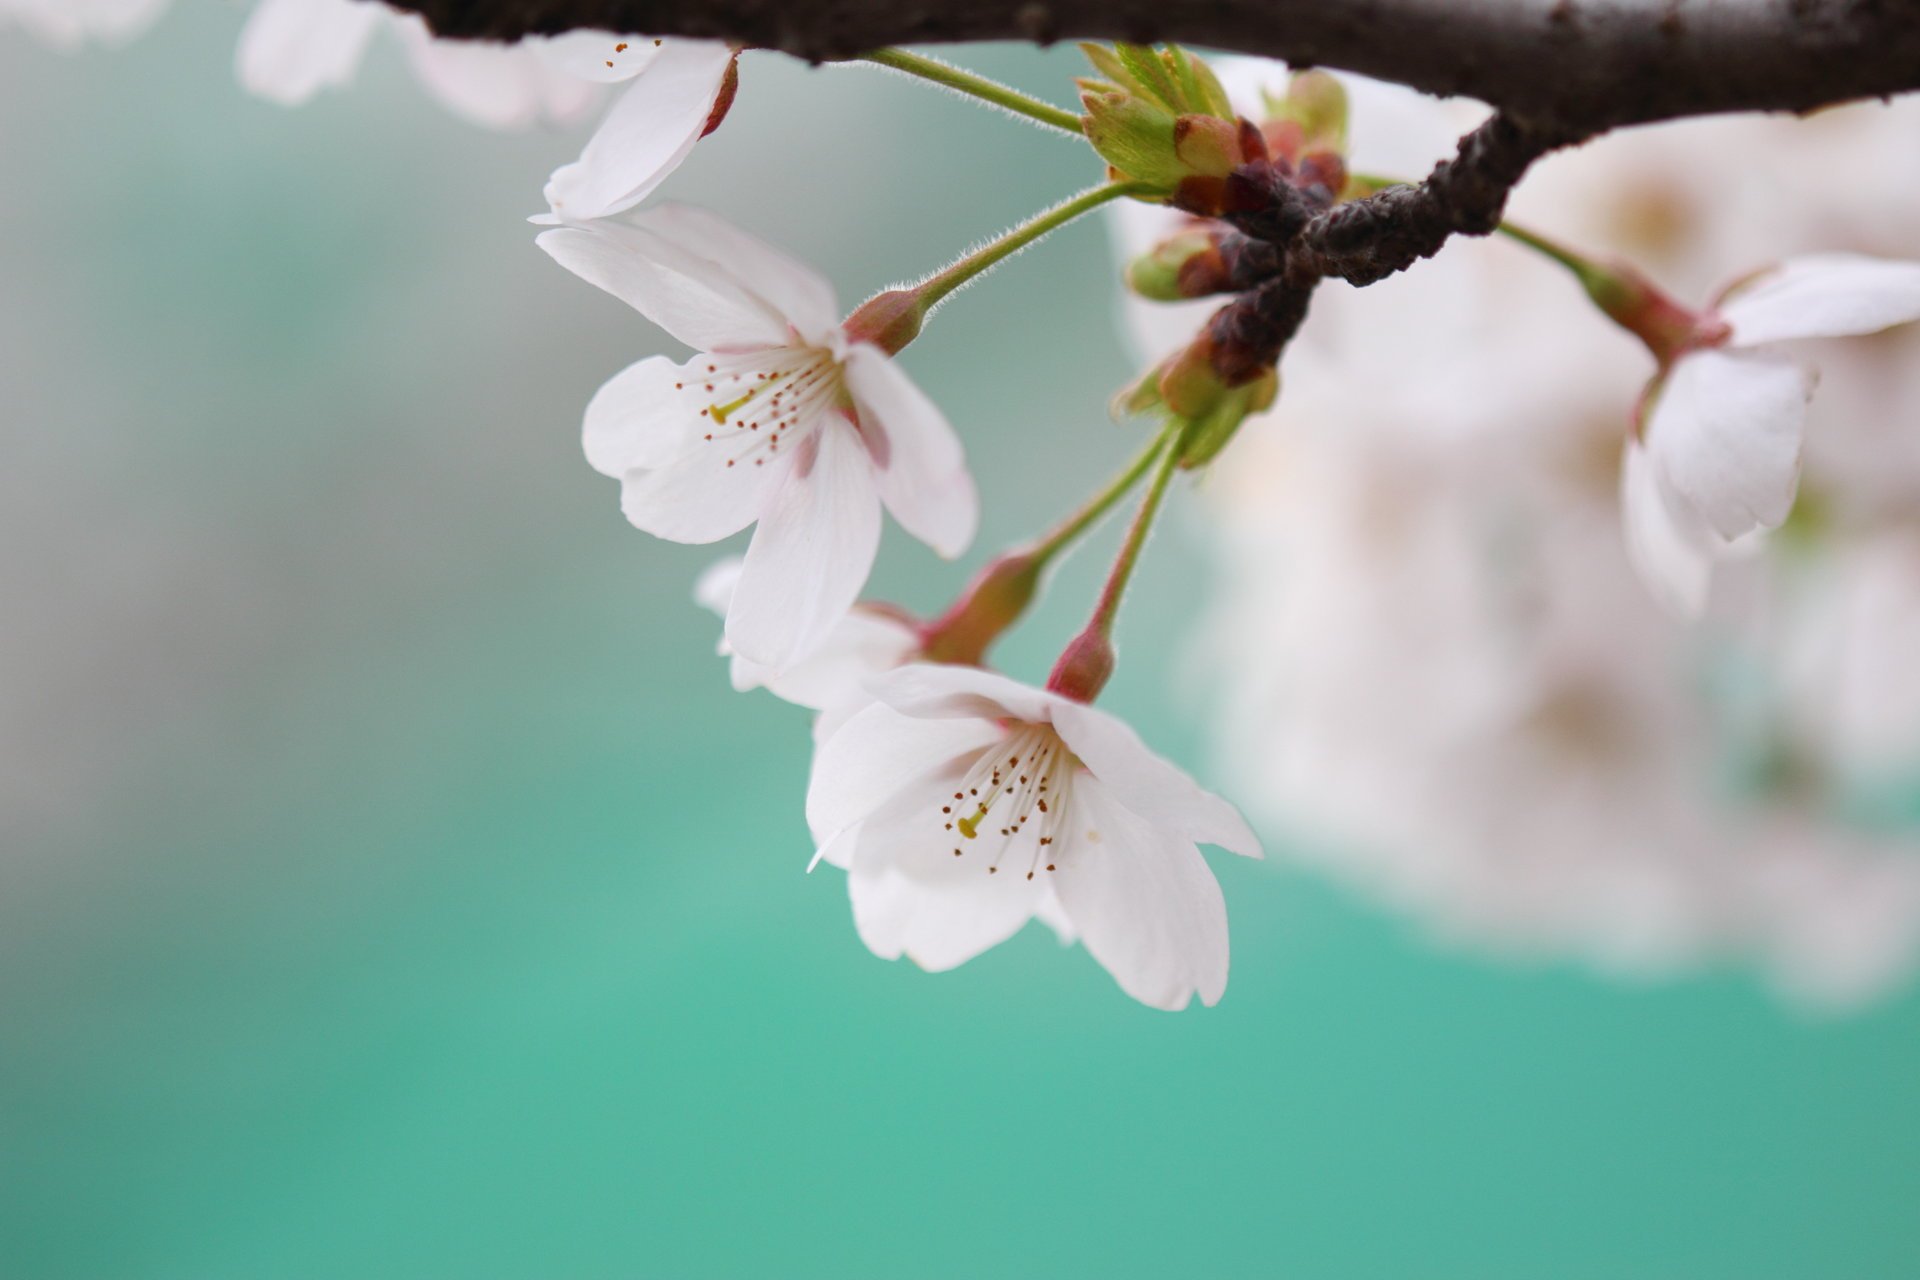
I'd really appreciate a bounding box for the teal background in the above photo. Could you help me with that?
[3,11,1918,1277]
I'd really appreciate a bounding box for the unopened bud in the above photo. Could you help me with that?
[1078,43,1244,198]
[1046,626,1115,703]
[1124,227,1222,301]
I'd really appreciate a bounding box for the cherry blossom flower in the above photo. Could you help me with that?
[807,665,1263,1011]
[693,557,921,740]
[537,34,738,224]
[539,206,977,671]
[1,0,167,48]
[1621,253,1920,617]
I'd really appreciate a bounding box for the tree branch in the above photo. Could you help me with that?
[385,0,1920,132]
[1289,114,1569,286]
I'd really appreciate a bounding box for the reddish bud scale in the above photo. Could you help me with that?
[1205,277,1313,386]
[700,56,741,138]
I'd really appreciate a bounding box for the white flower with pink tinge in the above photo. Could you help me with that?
[540,206,977,672]
[1,0,166,48]
[1622,253,1920,617]
[807,665,1263,1011]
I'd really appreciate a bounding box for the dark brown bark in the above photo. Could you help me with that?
[385,0,1920,133]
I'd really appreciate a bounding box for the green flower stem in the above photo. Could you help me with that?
[859,48,1084,135]
[913,182,1149,314]
[915,425,1175,668]
[1028,425,1175,570]
[1085,421,1189,639]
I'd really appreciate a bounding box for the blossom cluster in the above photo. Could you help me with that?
[15,4,1920,1011]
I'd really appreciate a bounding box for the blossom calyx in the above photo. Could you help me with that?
[918,550,1044,667]
[1046,626,1116,704]
[1578,259,1727,370]
[841,288,925,356]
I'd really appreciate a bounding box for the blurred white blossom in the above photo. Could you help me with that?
[1115,59,1920,1007]
[1624,254,1920,617]
[0,0,166,48]
[236,0,644,130]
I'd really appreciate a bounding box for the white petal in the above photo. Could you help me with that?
[538,29,663,83]
[849,862,1042,973]
[844,755,1050,972]
[619,430,791,545]
[865,663,1061,727]
[805,701,1000,842]
[692,556,744,617]
[725,421,883,670]
[1722,254,1920,347]
[235,0,380,106]
[628,204,840,344]
[1050,699,1263,858]
[1620,438,1715,619]
[1645,348,1811,541]
[582,355,700,478]
[1052,774,1231,1010]
[393,16,596,129]
[536,221,790,351]
[541,41,735,223]
[763,609,920,712]
[843,344,978,559]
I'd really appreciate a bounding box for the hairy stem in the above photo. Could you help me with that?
[858,48,1083,135]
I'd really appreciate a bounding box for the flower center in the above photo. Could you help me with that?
[675,346,844,474]
[938,723,1076,879]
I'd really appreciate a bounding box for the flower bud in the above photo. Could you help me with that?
[1077,43,1244,198]
[1259,70,1348,163]
[1046,625,1116,703]
[1124,227,1221,301]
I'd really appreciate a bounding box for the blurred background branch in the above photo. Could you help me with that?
[385,0,1920,131]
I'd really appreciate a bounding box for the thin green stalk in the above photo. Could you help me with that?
[1495,220,1598,277]
[914,182,1148,312]
[1086,423,1188,638]
[860,49,1084,135]
[1028,425,1175,569]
